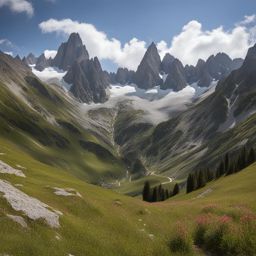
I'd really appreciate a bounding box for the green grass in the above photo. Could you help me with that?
[0,135,255,255]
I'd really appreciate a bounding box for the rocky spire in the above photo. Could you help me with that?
[52,32,89,71]
[135,42,162,89]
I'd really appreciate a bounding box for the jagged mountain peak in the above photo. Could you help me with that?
[135,41,161,89]
[52,32,89,71]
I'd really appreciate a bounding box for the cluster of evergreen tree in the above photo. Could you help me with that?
[186,169,214,193]
[142,182,180,202]
[221,147,255,176]
[186,147,255,194]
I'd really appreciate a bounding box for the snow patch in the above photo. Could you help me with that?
[0,180,61,228]
[0,160,25,177]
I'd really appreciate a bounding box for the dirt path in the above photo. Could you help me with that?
[150,171,173,184]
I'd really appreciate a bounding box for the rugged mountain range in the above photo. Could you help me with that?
[21,33,244,104]
[109,44,256,184]
[108,43,243,92]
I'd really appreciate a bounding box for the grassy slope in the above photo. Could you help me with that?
[0,74,126,184]
[0,135,255,256]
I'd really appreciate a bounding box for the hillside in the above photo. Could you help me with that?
[0,133,255,255]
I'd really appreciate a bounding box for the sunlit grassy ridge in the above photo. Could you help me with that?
[0,135,255,255]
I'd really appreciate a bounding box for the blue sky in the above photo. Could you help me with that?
[0,0,256,71]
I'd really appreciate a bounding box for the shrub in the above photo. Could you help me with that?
[169,222,192,253]
[194,211,256,256]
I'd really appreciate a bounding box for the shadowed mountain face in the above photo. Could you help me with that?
[35,53,50,71]
[184,53,244,87]
[128,44,256,177]
[52,32,89,71]
[135,42,162,89]
[64,57,109,103]
[161,59,187,91]
[22,53,37,66]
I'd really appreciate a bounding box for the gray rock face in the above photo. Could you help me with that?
[115,68,135,84]
[135,42,162,89]
[184,54,244,87]
[35,54,50,71]
[22,53,37,66]
[161,59,187,91]
[161,53,175,74]
[64,57,109,103]
[52,33,89,71]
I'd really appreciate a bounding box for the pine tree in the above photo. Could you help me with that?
[173,183,180,196]
[247,148,255,165]
[165,189,169,199]
[186,174,193,193]
[193,173,198,190]
[224,153,229,173]
[206,169,214,182]
[219,161,225,176]
[152,187,158,202]
[142,181,151,202]
[198,170,206,188]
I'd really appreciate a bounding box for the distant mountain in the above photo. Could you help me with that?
[135,42,162,89]
[184,53,244,87]
[161,58,187,91]
[161,53,175,73]
[64,57,109,103]
[22,53,37,66]
[52,32,89,71]
[35,53,50,71]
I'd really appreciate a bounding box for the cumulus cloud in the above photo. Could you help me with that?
[157,20,252,65]
[39,16,256,69]
[44,49,57,59]
[39,18,146,70]
[0,0,33,16]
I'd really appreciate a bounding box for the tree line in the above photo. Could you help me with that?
[186,147,255,194]
[142,182,180,202]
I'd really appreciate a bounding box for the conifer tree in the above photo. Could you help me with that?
[186,174,193,193]
[224,153,229,173]
[247,148,255,165]
[152,187,158,202]
[198,170,206,188]
[142,181,151,202]
[165,189,169,199]
[173,183,180,196]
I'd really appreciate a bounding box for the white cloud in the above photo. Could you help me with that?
[0,0,33,16]
[39,16,256,70]
[44,49,57,59]
[4,51,13,56]
[157,20,252,65]
[39,18,146,70]
[0,38,13,47]
[237,15,256,26]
